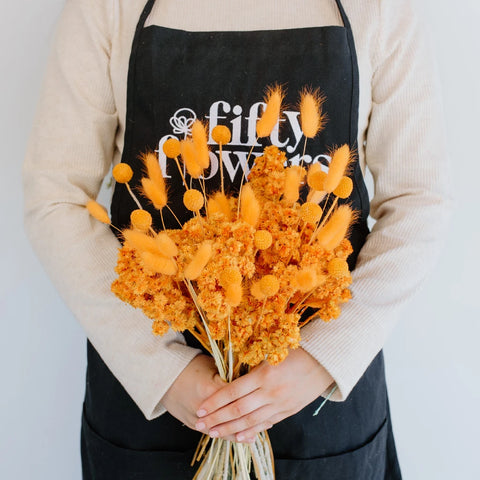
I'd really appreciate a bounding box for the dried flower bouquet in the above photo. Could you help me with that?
[87,86,356,480]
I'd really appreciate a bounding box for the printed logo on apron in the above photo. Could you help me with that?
[157,101,333,183]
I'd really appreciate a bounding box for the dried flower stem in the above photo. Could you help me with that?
[173,156,188,189]
[198,177,208,219]
[184,279,226,379]
[189,328,213,355]
[236,141,258,217]
[110,224,124,235]
[227,314,234,383]
[300,137,308,170]
[219,144,225,195]
[165,204,183,228]
[125,183,144,210]
[222,440,231,480]
[192,435,209,467]
[159,209,166,231]
[290,288,318,314]
[309,195,338,244]
[254,299,268,333]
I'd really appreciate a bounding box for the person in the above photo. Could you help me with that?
[23,0,450,478]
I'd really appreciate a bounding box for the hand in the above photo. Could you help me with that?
[194,348,334,443]
[161,354,226,431]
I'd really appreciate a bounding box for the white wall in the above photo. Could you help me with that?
[1,3,85,478]
[384,1,480,478]
[1,1,478,479]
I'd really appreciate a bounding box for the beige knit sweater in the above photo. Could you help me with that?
[23,0,451,420]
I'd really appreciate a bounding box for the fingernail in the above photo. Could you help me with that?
[196,409,207,417]
[247,437,255,444]
[237,434,245,442]
[195,422,205,431]
[209,430,219,438]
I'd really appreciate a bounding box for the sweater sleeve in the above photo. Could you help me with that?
[23,0,200,420]
[300,0,452,400]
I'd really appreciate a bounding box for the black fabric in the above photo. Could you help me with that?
[82,0,402,478]
[82,348,401,479]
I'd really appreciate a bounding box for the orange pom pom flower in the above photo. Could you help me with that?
[112,163,133,184]
[130,209,152,232]
[162,138,181,158]
[212,125,232,145]
[183,189,204,212]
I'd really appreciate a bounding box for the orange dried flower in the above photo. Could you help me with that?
[316,205,354,250]
[207,192,232,220]
[225,283,243,307]
[141,152,165,188]
[283,166,305,205]
[141,251,178,275]
[130,209,152,232]
[250,280,266,301]
[152,319,169,336]
[256,85,284,138]
[122,229,159,254]
[141,177,167,210]
[248,145,287,201]
[299,88,325,138]
[112,163,133,184]
[333,176,353,199]
[307,161,323,178]
[240,183,260,227]
[327,258,350,277]
[191,120,210,169]
[324,145,352,193]
[259,275,280,297]
[220,267,242,287]
[299,202,322,225]
[183,189,204,212]
[86,200,110,225]
[212,125,232,144]
[254,230,273,250]
[155,232,178,257]
[184,241,213,280]
[152,320,170,336]
[162,138,181,158]
[307,170,327,191]
[180,139,203,179]
[295,268,318,292]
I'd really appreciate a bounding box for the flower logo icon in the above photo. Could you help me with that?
[169,108,197,138]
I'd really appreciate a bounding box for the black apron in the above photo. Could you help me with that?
[81,1,402,478]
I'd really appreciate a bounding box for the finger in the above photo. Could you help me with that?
[195,390,266,432]
[235,411,286,443]
[235,420,274,444]
[206,405,276,439]
[197,374,261,417]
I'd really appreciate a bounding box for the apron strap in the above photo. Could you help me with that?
[137,0,157,32]
[334,0,350,29]
[334,0,359,147]
[333,0,365,215]
[123,0,157,166]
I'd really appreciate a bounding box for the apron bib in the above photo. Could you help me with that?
[81,1,402,478]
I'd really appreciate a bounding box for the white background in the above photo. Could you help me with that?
[1,1,479,478]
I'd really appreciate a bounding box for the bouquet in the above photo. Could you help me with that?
[86,86,356,480]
